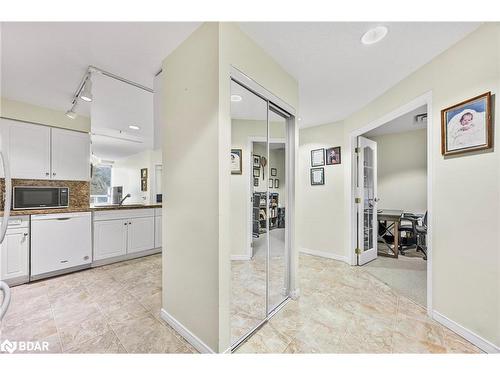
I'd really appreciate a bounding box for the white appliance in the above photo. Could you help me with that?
[30,212,92,280]
[0,137,12,320]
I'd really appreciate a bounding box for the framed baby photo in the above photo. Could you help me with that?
[271,168,277,176]
[231,149,242,174]
[141,168,148,179]
[441,92,492,156]
[253,167,260,178]
[326,146,341,165]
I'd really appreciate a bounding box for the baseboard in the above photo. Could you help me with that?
[432,310,499,353]
[92,248,161,267]
[160,308,215,354]
[300,247,349,264]
[230,254,251,261]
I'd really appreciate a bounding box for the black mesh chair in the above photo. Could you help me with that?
[399,212,427,260]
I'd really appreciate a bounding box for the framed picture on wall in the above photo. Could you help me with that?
[311,148,325,167]
[253,154,261,168]
[253,167,260,178]
[141,168,148,179]
[441,92,492,156]
[141,178,147,192]
[254,178,259,187]
[231,149,242,174]
[269,178,273,188]
[271,168,277,176]
[326,146,341,165]
[310,167,324,185]
[274,179,279,188]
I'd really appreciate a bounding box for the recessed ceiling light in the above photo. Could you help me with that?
[231,94,242,102]
[361,26,388,45]
[298,117,302,121]
[129,125,140,130]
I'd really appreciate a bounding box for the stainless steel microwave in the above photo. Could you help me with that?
[13,186,69,210]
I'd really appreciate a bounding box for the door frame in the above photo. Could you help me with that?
[347,91,433,315]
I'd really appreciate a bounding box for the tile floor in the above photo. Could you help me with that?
[1,251,481,354]
[237,253,481,353]
[0,254,196,353]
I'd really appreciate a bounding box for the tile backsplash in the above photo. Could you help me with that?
[0,178,90,210]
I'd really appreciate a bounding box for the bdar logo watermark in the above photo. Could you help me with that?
[0,339,49,353]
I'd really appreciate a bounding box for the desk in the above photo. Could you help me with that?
[377,209,403,258]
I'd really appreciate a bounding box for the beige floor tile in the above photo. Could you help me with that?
[64,329,127,353]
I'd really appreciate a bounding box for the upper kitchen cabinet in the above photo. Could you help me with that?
[51,128,90,181]
[0,118,90,181]
[0,118,51,179]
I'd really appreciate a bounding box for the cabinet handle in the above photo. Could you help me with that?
[45,172,50,176]
[129,222,132,225]
[52,172,56,177]
[23,233,28,237]
[124,223,128,226]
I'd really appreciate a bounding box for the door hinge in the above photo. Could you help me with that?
[355,248,362,255]
[355,147,360,153]
[355,197,361,204]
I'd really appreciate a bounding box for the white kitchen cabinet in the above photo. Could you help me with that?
[127,216,155,254]
[51,128,90,181]
[0,118,51,179]
[154,215,162,249]
[93,219,128,261]
[0,217,29,285]
[92,208,157,262]
[31,212,92,279]
[0,118,90,181]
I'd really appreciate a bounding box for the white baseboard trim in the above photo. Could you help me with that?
[300,247,349,264]
[230,254,251,261]
[289,288,300,300]
[160,308,215,354]
[432,310,499,353]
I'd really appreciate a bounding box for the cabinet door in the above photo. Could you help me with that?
[51,128,90,181]
[127,216,155,254]
[93,219,128,261]
[1,119,51,179]
[154,215,162,249]
[0,229,29,282]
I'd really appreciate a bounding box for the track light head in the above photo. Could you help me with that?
[80,77,93,102]
[65,109,77,119]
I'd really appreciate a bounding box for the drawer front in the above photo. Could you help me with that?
[93,208,155,221]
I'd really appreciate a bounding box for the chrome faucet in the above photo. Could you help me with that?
[119,193,131,206]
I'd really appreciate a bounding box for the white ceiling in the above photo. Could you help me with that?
[239,22,481,127]
[0,22,201,116]
[364,104,427,138]
[90,73,153,160]
[0,22,481,153]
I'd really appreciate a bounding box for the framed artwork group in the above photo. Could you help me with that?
[310,146,341,185]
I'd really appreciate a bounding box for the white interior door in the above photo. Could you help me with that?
[357,136,378,265]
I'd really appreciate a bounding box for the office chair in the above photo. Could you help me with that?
[399,211,427,260]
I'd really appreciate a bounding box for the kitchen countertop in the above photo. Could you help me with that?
[0,204,162,217]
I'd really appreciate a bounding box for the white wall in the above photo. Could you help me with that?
[368,129,427,214]
[297,122,346,260]
[112,148,162,205]
[1,97,90,133]
[299,23,500,349]
[162,22,298,353]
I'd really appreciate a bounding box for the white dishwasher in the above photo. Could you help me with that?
[31,212,91,280]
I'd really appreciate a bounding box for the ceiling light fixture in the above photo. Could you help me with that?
[361,26,388,45]
[65,109,77,119]
[129,125,140,130]
[80,77,93,102]
[231,94,242,102]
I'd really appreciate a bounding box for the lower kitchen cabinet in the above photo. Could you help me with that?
[93,219,128,261]
[154,215,162,249]
[127,216,155,254]
[0,217,29,285]
[92,208,158,263]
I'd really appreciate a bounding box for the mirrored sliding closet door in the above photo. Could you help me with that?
[229,77,292,350]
